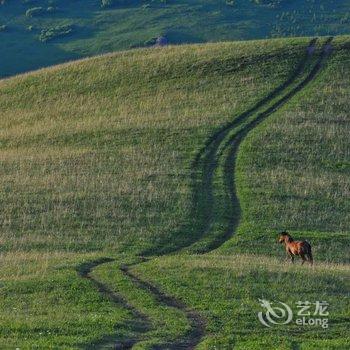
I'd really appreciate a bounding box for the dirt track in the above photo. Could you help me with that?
[77,258,151,349]
[79,37,333,349]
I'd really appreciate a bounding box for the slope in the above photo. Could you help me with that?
[0,37,349,348]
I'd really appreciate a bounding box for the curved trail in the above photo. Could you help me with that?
[77,258,151,349]
[121,263,205,350]
[141,38,318,256]
[80,38,333,349]
[188,37,333,253]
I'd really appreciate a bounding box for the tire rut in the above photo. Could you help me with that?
[77,258,151,349]
[79,37,333,350]
[121,263,205,350]
[141,38,318,256]
[210,37,333,253]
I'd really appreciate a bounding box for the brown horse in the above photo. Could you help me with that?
[278,232,313,265]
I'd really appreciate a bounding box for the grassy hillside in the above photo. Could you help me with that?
[0,38,306,255]
[0,37,349,348]
[128,37,350,349]
[1,0,350,77]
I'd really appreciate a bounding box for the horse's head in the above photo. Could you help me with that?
[278,231,292,244]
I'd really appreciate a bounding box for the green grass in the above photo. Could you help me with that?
[132,254,350,349]
[222,36,350,262]
[0,252,135,348]
[127,37,350,348]
[92,259,191,348]
[0,38,307,255]
[1,0,350,77]
[0,36,349,348]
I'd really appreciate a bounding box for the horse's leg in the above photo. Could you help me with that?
[289,254,294,264]
[300,254,306,265]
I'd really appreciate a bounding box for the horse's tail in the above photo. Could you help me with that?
[308,250,313,265]
[305,241,313,265]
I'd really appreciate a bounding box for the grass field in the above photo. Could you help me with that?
[1,0,350,77]
[0,36,349,348]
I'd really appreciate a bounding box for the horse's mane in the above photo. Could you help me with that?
[281,231,294,242]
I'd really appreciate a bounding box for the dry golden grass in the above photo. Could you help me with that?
[0,38,307,254]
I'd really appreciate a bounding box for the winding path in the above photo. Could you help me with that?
[79,38,333,349]
[188,37,333,254]
[77,258,151,349]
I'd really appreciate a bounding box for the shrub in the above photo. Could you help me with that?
[144,37,157,46]
[251,0,284,7]
[46,6,57,13]
[100,0,136,8]
[39,25,73,42]
[25,7,45,17]
[101,0,114,8]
